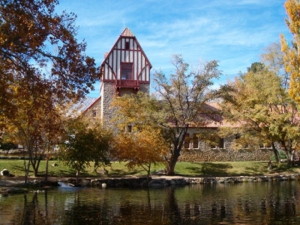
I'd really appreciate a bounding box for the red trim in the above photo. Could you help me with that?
[102,79,116,82]
[139,81,150,84]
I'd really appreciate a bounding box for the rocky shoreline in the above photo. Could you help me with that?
[84,174,300,188]
[1,174,299,193]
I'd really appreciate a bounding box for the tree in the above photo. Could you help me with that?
[60,119,111,180]
[0,0,97,103]
[221,63,300,164]
[112,56,221,175]
[261,42,289,88]
[111,92,169,177]
[280,0,300,104]
[2,78,64,180]
[154,56,221,175]
[113,128,169,178]
[0,0,97,180]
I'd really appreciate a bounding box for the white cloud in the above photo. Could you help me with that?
[57,0,288,97]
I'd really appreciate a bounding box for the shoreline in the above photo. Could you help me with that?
[1,173,300,191]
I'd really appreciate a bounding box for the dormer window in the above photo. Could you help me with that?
[121,63,133,80]
[125,41,130,50]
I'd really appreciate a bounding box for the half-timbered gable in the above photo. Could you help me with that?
[99,28,152,126]
[100,28,151,91]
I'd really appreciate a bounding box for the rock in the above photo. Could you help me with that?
[152,170,166,175]
[0,187,28,194]
[148,179,169,188]
[0,169,13,177]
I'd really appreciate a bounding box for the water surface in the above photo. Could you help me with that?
[0,181,299,224]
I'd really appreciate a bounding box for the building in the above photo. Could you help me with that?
[82,28,151,126]
[82,28,273,162]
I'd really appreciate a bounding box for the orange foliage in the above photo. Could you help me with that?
[113,128,169,176]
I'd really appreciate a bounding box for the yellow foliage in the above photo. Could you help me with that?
[281,0,300,104]
[113,128,169,176]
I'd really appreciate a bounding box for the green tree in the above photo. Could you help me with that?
[60,120,111,179]
[155,56,221,175]
[280,0,300,104]
[112,56,221,176]
[221,63,300,163]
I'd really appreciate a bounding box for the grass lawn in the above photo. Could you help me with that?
[0,159,299,178]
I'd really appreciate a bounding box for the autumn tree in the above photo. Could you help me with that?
[3,78,64,179]
[280,0,300,104]
[154,56,221,175]
[112,56,221,176]
[111,92,169,177]
[113,128,169,178]
[221,63,300,163]
[60,119,112,180]
[0,0,97,179]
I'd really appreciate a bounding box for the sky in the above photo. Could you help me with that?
[57,0,291,98]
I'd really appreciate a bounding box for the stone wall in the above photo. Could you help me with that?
[179,148,273,162]
[100,82,116,127]
[139,84,150,93]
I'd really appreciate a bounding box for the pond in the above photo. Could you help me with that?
[0,181,300,225]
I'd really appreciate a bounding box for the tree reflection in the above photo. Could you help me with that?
[1,182,300,225]
[15,191,51,225]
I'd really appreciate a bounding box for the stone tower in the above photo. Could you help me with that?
[99,28,152,126]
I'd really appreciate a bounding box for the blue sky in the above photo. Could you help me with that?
[57,0,290,97]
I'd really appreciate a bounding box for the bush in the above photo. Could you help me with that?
[0,142,18,150]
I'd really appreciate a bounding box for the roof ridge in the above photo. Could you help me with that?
[121,27,135,37]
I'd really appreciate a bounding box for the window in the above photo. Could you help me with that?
[121,63,133,80]
[125,41,130,50]
[192,134,199,149]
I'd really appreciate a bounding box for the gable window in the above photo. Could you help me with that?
[125,41,130,50]
[121,63,133,80]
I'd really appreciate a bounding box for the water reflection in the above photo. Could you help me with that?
[0,182,300,225]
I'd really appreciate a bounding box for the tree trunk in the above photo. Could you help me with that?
[166,127,188,175]
[23,159,30,184]
[45,158,49,182]
[31,155,42,177]
[166,148,180,175]
[281,141,293,166]
[271,142,280,163]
